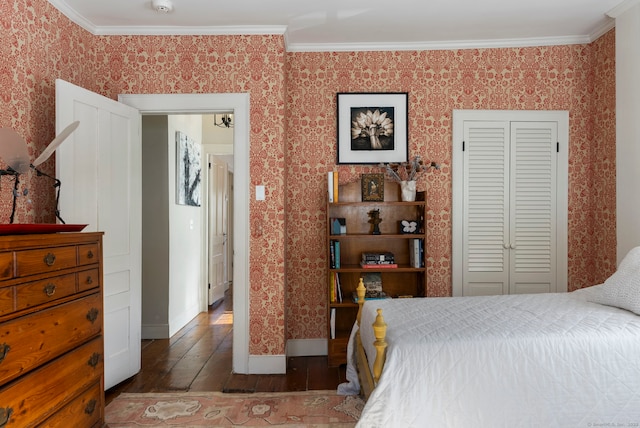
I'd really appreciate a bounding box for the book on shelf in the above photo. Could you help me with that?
[330,218,346,235]
[330,272,343,303]
[362,252,395,264]
[333,171,339,203]
[330,240,341,269]
[352,291,390,303]
[328,172,334,203]
[362,272,382,297]
[360,262,398,269]
[330,271,335,302]
[330,308,336,339]
[409,238,424,268]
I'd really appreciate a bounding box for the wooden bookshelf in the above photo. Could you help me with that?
[327,180,426,366]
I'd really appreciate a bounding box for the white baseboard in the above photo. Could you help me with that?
[248,354,286,374]
[286,339,328,357]
[142,324,169,339]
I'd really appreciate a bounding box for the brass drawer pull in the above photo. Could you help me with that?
[86,308,99,323]
[86,275,93,285]
[87,352,101,368]
[87,250,94,259]
[44,283,56,297]
[0,343,10,363]
[0,407,13,428]
[43,252,56,266]
[84,399,97,415]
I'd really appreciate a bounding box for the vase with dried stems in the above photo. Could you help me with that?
[380,156,440,201]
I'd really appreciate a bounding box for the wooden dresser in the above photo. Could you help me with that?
[0,232,104,427]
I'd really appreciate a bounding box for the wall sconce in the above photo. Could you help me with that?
[214,114,233,128]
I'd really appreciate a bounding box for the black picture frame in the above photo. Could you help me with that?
[337,92,408,164]
[361,173,385,202]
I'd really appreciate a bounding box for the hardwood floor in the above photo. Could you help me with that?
[105,288,347,405]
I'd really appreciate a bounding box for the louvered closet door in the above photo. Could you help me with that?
[509,122,557,294]
[462,121,510,296]
[461,121,558,296]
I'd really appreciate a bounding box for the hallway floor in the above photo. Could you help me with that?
[105,289,347,405]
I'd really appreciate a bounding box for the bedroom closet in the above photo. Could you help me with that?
[451,110,568,296]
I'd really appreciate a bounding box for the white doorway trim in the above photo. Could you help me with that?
[118,93,250,374]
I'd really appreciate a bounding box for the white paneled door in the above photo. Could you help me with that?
[55,79,142,389]
[208,154,228,305]
[452,110,568,297]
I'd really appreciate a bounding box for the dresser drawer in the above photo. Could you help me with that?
[0,337,103,428]
[39,381,103,428]
[78,243,99,266]
[78,268,100,293]
[0,287,13,316]
[0,253,12,281]
[0,293,102,386]
[15,246,77,276]
[15,273,77,311]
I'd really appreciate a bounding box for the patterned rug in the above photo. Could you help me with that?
[105,390,364,427]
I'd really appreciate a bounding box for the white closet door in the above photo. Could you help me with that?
[462,121,510,296]
[509,122,557,294]
[452,110,568,297]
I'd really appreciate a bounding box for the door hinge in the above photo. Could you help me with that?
[208,283,211,289]
[462,141,465,151]
[556,142,559,153]
[208,162,212,169]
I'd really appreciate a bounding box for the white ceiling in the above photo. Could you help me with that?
[48,0,631,52]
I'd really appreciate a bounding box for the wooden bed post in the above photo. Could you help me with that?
[355,277,388,398]
[356,278,366,326]
[372,308,387,383]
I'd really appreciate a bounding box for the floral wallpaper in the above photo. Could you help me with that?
[1,0,616,353]
[285,33,616,340]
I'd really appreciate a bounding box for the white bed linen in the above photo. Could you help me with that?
[349,287,640,427]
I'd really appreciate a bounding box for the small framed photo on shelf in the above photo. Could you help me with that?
[399,219,420,234]
[361,173,385,202]
[336,92,409,164]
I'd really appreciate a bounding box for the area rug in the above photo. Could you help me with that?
[105,390,364,427]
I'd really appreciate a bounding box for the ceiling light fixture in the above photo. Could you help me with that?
[214,114,233,128]
[151,0,173,13]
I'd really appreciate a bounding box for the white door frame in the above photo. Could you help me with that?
[118,93,250,374]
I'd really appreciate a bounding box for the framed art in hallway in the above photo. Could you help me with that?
[337,92,408,164]
[176,131,202,207]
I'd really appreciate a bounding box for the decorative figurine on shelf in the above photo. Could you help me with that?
[367,209,382,235]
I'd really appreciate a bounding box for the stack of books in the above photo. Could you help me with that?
[361,252,397,268]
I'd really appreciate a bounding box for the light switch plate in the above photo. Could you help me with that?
[256,185,265,201]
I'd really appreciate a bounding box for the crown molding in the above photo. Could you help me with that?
[286,35,593,53]
[48,0,98,34]
[92,25,287,36]
[607,0,640,18]
[589,18,617,41]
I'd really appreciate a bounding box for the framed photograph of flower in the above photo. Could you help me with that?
[337,92,408,164]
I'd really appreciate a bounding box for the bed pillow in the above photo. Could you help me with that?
[588,246,640,315]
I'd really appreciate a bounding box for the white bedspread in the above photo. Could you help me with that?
[348,287,640,427]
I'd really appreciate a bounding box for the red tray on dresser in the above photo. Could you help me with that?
[0,224,88,235]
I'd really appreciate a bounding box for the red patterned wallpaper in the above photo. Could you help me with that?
[0,0,96,224]
[285,33,616,340]
[2,0,616,351]
[91,34,288,355]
